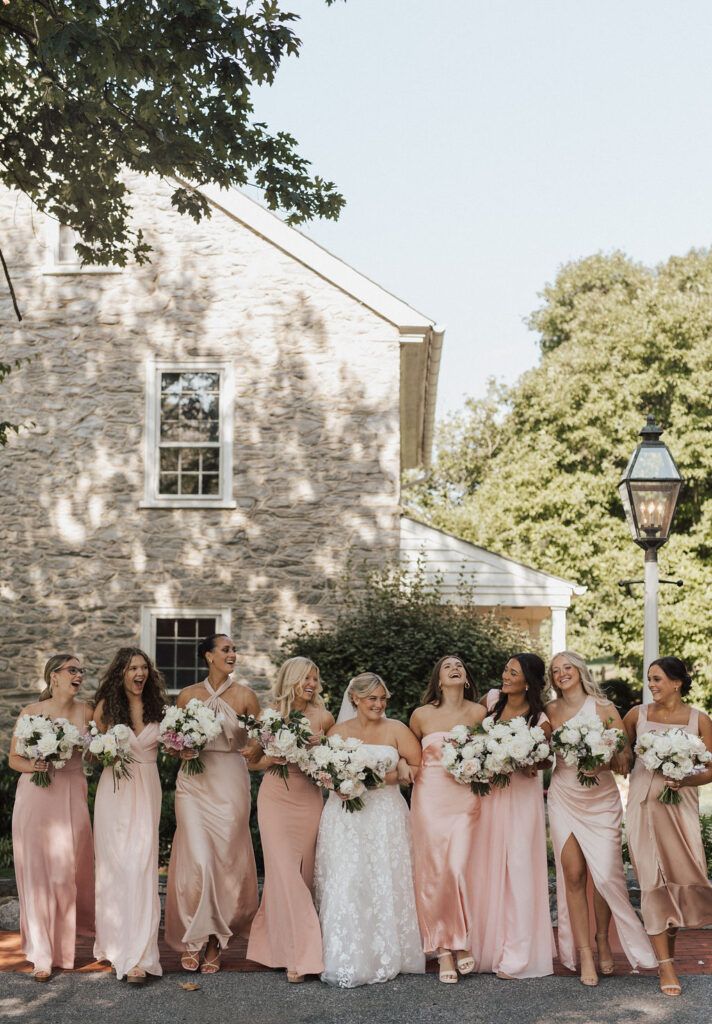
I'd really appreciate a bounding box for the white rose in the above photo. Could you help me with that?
[113,724,131,742]
[37,734,59,756]
[450,724,469,743]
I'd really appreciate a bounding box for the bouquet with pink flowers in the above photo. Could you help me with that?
[303,735,388,812]
[551,711,626,787]
[159,699,224,775]
[237,708,313,784]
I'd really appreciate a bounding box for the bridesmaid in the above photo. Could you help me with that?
[470,653,555,979]
[164,634,259,974]
[408,655,484,983]
[10,654,94,981]
[546,650,656,985]
[246,657,334,982]
[93,647,165,983]
[624,656,712,997]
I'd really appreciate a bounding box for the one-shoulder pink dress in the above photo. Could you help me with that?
[247,761,325,975]
[469,690,556,977]
[627,704,712,934]
[164,679,258,952]
[93,722,162,979]
[12,749,94,974]
[548,696,656,972]
[410,730,480,954]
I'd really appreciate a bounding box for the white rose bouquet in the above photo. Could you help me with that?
[303,735,388,812]
[442,717,550,797]
[635,728,712,804]
[84,721,134,791]
[237,708,314,785]
[159,699,224,775]
[551,711,626,787]
[14,714,84,787]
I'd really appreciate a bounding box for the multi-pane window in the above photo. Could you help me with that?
[57,224,80,264]
[158,371,221,497]
[155,616,216,691]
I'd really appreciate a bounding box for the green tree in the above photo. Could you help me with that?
[278,562,533,722]
[405,250,712,702]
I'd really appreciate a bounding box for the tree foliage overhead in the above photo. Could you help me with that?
[0,1,345,270]
[405,250,712,702]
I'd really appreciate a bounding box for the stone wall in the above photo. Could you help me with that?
[0,177,402,741]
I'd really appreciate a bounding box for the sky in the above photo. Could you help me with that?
[252,0,712,421]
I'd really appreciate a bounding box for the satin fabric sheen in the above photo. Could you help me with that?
[548,696,656,971]
[411,730,480,953]
[247,765,325,975]
[93,723,162,979]
[469,691,555,977]
[12,749,94,974]
[164,678,258,952]
[627,704,712,934]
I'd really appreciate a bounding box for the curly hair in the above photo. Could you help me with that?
[93,647,166,728]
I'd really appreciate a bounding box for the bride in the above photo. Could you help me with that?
[314,672,425,988]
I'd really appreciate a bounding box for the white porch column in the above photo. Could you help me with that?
[550,606,567,655]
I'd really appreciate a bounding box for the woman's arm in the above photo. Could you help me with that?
[674,712,712,789]
[598,700,633,776]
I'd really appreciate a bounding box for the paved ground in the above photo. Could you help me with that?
[0,970,710,1024]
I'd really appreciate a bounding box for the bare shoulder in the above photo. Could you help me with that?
[696,708,712,730]
[319,709,335,732]
[410,705,427,727]
[390,718,415,738]
[326,721,350,739]
[178,682,207,703]
[231,683,260,715]
[19,701,43,716]
[623,704,641,725]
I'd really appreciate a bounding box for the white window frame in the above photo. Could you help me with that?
[140,605,232,696]
[42,219,122,276]
[141,356,237,509]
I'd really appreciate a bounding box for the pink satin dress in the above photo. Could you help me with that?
[410,730,480,954]
[247,763,325,975]
[627,704,712,934]
[12,749,94,974]
[164,679,258,952]
[469,691,556,977]
[93,723,162,979]
[548,695,656,971]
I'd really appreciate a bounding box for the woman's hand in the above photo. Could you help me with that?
[396,758,418,786]
[179,749,200,761]
[518,764,538,778]
[384,769,400,786]
[32,758,49,772]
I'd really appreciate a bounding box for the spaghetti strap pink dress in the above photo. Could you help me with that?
[12,749,94,974]
[164,679,258,952]
[93,722,162,979]
[410,730,480,954]
[548,695,656,972]
[469,690,555,977]
[627,704,712,934]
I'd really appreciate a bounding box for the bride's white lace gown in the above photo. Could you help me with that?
[314,744,426,987]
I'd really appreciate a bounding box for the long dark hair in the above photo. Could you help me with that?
[491,653,547,727]
[649,656,693,697]
[93,647,166,728]
[421,654,479,706]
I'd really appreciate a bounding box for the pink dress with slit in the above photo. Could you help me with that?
[548,695,656,971]
[469,690,556,977]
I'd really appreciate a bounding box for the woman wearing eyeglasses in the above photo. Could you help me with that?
[9,654,95,981]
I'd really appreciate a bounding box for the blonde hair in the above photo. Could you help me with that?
[347,672,392,708]
[39,654,77,701]
[271,657,324,717]
[548,650,607,701]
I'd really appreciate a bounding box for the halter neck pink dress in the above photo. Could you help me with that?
[12,747,94,974]
[164,678,258,953]
[93,722,162,979]
[469,690,555,977]
[548,695,656,972]
[410,729,480,954]
[627,703,712,934]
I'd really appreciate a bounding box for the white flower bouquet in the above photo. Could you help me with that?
[14,714,84,787]
[551,711,626,787]
[85,721,134,791]
[303,735,388,812]
[237,708,314,784]
[635,728,712,804]
[442,717,550,797]
[159,699,224,775]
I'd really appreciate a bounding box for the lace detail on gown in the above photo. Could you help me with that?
[314,744,425,987]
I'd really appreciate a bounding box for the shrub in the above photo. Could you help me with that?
[279,561,534,722]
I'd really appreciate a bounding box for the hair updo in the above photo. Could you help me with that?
[649,656,693,696]
[39,654,76,701]
[347,672,392,707]
[197,634,230,663]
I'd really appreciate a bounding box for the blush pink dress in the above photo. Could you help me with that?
[164,679,258,952]
[469,691,556,977]
[627,704,712,934]
[12,748,94,974]
[548,695,656,972]
[247,763,325,975]
[410,730,480,954]
[93,722,162,979]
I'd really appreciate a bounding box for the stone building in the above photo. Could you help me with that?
[0,177,582,735]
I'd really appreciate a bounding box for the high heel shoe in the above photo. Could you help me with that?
[657,957,681,997]
[577,947,599,987]
[595,932,614,975]
[437,953,458,984]
[456,952,475,976]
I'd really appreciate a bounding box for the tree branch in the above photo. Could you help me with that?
[0,247,23,321]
